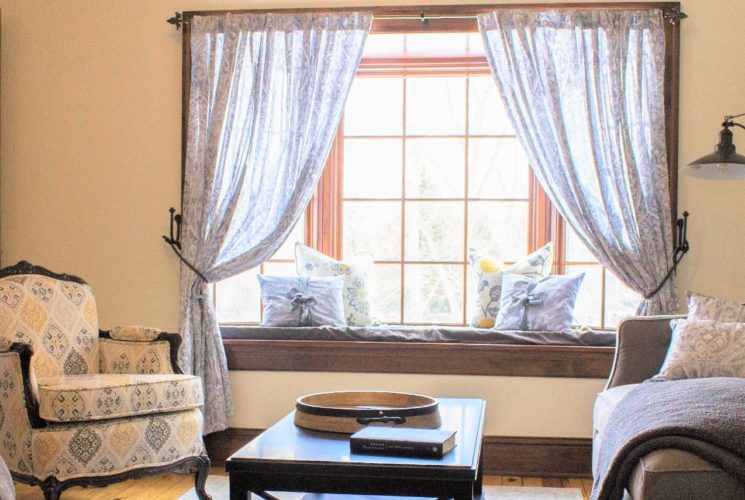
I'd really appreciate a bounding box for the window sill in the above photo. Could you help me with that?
[222,338,615,379]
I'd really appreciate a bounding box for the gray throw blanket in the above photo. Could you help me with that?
[593,377,745,500]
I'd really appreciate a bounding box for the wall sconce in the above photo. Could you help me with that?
[681,112,745,179]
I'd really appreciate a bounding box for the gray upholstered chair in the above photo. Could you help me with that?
[0,262,210,500]
[593,315,744,499]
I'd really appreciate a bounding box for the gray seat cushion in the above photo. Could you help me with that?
[593,385,745,500]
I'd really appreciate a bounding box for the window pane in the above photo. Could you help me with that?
[343,201,402,261]
[405,138,465,199]
[406,77,466,136]
[404,33,470,57]
[604,271,641,329]
[467,201,528,262]
[567,264,602,327]
[271,217,305,261]
[262,262,297,277]
[345,78,403,136]
[371,264,401,323]
[215,269,260,323]
[404,264,463,323]
[468,138,529,199]
[565,225,597,262]
[361,33,405,58]
[344,139,402,199]
[468,76,514,135]
[404,201,464,261]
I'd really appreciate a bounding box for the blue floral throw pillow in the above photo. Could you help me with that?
[258,275,346,327]
[493,273,584,332]
[295,242,373,326]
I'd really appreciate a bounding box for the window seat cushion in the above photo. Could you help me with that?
[220,325,615,346]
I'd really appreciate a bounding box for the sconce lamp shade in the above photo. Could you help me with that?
[682,118,745,180]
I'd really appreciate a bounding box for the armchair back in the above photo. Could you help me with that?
[0,264,99,377]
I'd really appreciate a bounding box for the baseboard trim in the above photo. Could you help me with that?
[205,428,592,478]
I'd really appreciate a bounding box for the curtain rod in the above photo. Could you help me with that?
[166,6,686,30]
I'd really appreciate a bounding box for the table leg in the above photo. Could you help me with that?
[229,474,247,500]
[474,444,484,495]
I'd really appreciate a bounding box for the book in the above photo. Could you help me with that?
[350,427,457,458]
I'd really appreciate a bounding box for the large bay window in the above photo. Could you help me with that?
[216,29,640,330]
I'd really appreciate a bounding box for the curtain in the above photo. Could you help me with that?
[478,9,677,316]
[181,12,371,434]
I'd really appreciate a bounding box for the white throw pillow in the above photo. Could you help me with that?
[258,275,346,327]
[654,319,745,380]
[687,291,745,323]
[295,243,373,326]
[468,243,553,328]
[493,273,584,332]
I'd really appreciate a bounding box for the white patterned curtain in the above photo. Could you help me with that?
[478,9,678,316]
[181,12,371,433]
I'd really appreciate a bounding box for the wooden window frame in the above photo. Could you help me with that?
[180,3,682,377]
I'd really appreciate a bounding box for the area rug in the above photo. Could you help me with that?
[178,475,584,500]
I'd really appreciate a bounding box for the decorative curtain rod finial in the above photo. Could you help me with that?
[662,6,687,26]
[167,12,186,30]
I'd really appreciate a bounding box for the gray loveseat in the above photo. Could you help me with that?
[592,315,745,499]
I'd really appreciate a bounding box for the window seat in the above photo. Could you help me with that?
[220,325,616,378]
[221,324,615,346]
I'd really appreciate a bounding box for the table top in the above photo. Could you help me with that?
[227,398,486,472]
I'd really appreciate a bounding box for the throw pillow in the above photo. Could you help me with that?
[654,319,745,380]
[687,291,745,323]
[295,243,373,326]
[258,275,346,327]
[493,272,584,332]
[468,243,553,328]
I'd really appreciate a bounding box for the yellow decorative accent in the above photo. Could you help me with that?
[177,415,198,446]
[20,300,46,333]
[109,423,138,458]
[84,299,97,329]
[478,318,496,328]
[480,258,503,273]
[32,432,62,470]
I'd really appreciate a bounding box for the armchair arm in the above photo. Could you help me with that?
[605,315,683,390]
[0,343,46,428]
[99,328,183,375]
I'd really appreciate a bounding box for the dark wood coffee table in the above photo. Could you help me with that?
[226,398,486,500]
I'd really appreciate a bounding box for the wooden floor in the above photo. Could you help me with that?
[14,468,595,499]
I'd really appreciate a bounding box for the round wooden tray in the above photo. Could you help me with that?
[294,391,441,434]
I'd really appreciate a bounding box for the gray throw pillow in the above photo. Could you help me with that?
[493,273,584,332]
[258,275,346,327]
[687,290,745,323]
[653,319,745,380]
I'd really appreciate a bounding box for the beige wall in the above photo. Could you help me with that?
[0,0,743,438]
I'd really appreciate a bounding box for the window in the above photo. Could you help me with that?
[215,29,640,329]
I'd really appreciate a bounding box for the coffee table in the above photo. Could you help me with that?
[226,398,486,500]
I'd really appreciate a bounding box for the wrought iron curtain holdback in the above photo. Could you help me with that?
[162,207,208,282]
[644,211,689,300]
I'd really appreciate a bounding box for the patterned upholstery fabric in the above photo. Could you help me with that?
[109,326,163,342]
[37,373,203,422]
[31,408,204,481]
[0,351,34,477]
[0,270,207,491]
[0,275,99,377]
[99,338,174,375]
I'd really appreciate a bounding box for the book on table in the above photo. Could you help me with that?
[350,427,457,458]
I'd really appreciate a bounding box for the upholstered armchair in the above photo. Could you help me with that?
[0,262,210,500]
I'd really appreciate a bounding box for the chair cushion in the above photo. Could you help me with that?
[0,274,99,377]
[31,408,204,481]
[593,385,741,499]
[593,384,639,438]
[628,449,744,500]
[37,373,203,422]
